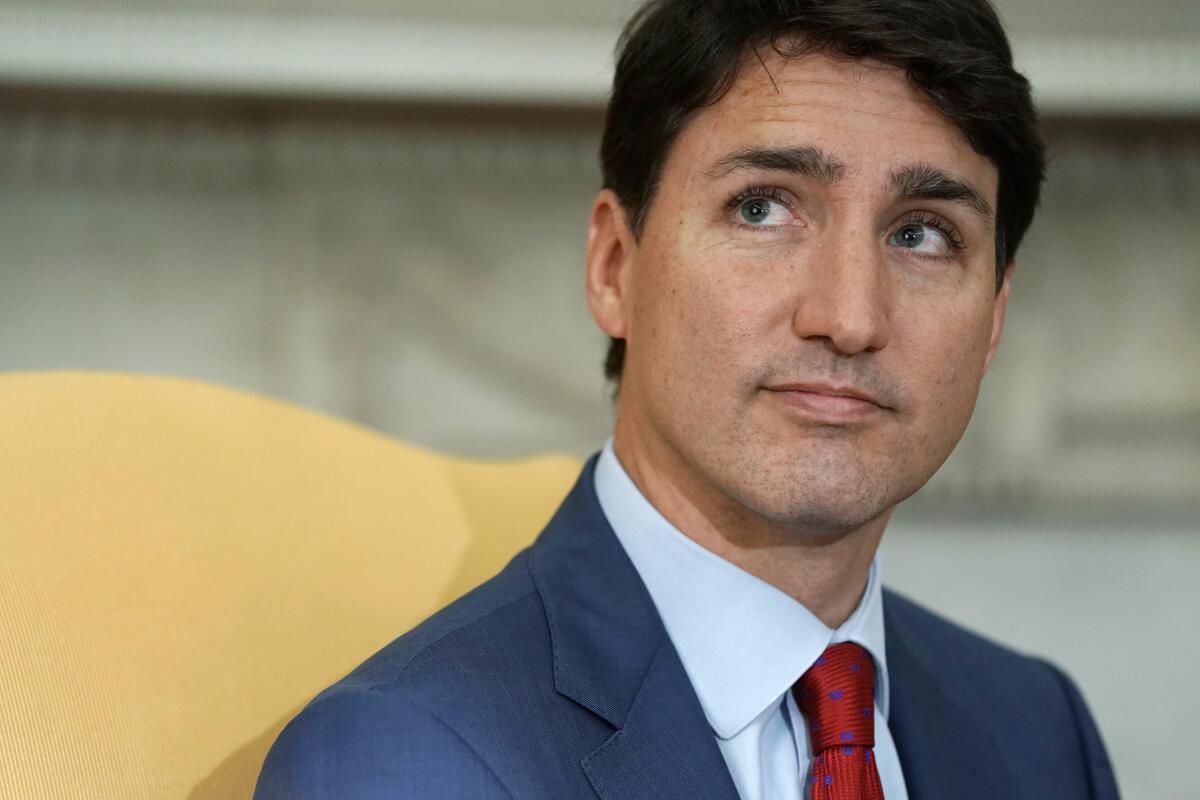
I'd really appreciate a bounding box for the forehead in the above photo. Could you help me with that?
[670,50,996,195]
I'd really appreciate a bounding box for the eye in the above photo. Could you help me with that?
[892,223,946,254]
[889,216,962,258]
[739,198,786,225]
[728,188,796,229]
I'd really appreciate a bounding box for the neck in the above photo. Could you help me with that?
[611,421,890,629]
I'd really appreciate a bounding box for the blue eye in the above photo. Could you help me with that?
[892,222,951,256]
[735,196,791,227]
[726,186,798,230]
[740,198,774,224]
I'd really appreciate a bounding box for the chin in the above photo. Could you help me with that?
[720,446,920,535]
[772,494,890,536]
[718,471,887,534]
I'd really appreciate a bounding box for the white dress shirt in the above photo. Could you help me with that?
[593,439,910,800]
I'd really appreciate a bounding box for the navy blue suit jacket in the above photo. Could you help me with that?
[255,454,1120,799]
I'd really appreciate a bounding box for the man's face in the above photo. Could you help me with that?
[591,50,1010,536]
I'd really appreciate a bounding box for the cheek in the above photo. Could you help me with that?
[638,246,790,389]
[900,297,995,419]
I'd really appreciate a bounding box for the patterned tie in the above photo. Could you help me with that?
[793,642,885,800]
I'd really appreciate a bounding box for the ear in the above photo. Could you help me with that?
[585,189,637,340]
[983,261,1014,373]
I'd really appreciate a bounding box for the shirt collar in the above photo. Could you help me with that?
[593,438,890,740]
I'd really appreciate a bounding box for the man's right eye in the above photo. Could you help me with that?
[739,198,778,224]
[725,185,800,230]
[732,194,793,228]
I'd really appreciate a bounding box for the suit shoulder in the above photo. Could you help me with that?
[883,587,1054,679]
[883,588,1120,798]
[256,553,547,797]
[254,687,513,799]
[883,588,1092,746]
[330,549,545,696]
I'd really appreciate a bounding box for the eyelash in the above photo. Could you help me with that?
[724,185,967,251]
[724,186,797,234]
[726,186,789,217]
[898,211,966,252]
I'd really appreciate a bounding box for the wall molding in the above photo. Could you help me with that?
[1,7,1197,115]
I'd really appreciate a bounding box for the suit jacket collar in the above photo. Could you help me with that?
[527,453,741,800]
[884,592,1012,800]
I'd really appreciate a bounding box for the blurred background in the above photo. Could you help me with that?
[0,1,1196,797]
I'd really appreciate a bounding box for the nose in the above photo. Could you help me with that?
[791,237,892,355]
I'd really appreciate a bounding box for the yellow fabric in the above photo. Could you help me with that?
[0,371,581,800]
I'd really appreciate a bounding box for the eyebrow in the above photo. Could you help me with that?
[704,145,846,183]
[705,146,994,221]
[889,164,993,220]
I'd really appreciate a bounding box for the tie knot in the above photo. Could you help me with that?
[793,642,876,753]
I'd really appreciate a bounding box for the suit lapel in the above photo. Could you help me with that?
[528,455,740,800]
[884,593,1012,800]
[580,636,741,800]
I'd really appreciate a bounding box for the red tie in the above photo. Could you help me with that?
[793,642,885,800]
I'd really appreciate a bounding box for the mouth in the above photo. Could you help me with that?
[763,382,891,423]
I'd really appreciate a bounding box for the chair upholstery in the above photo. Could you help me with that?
[0,371,581,799]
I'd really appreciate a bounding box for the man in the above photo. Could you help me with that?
[256,1,1119,798]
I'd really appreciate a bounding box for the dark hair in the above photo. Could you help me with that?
[600,0,1045,385]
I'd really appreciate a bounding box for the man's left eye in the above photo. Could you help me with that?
[891,223,951,256]
[737,198,792,227]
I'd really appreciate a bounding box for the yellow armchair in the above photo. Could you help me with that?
[0,371,581,799]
